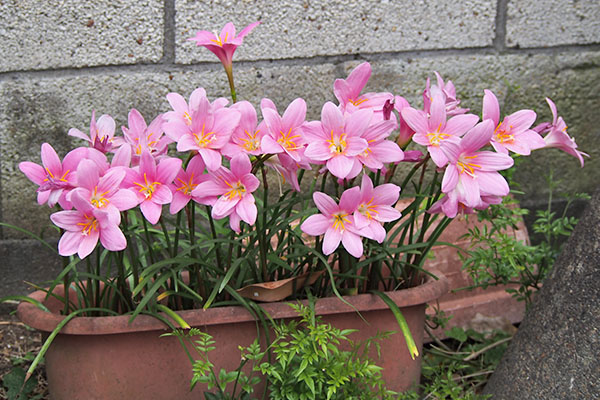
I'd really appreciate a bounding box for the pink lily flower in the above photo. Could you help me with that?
[117,109,173,165]
[353,118,404,175]
[260,98,307,162]
[122,151,182,224]
[68,111,117,153]
[264,153,307,193]
[391,96,416,148]
[169,155,210,214]
[50,191,126,259]
[482,90,545,155]
[221,100,266,158]
[172,94,241,171]
[423,72,469,117]
[164,88,207,134]
[538,98,588,167]
[301,189,364,258]
[188,22,261,69]
[439,120,514,208]
[304,102,369,179]
[69,160,139,223]
[429,191,502,219]
[402,91,479,167]
[19,144,106,209]
[333,62,393,118]
[192,153,260,233]
[353,175,402,243]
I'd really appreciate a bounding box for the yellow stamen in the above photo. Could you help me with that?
[457,155,481,178]
[176,173,198,196]
[426,123,450,146]
[241,130,261,151]
[494,122,514,143]
[348,97,368,106]
[277,128,300,151]
[358,198,379,220]
[90,186,110,208]
[183,112,192,126]
[133,173,161,199]
[332,212,350,231]
[193,124,217,148]
[77,215,98,236]
[223,180,246,200]
[210,32,228,46]
[326,130,347,154]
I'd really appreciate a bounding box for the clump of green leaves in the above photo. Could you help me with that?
[459,174,589,306]
[2,352,44,400]
[257,303,396,400]
[172,303,397,400]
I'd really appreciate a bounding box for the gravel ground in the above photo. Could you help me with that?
[0,310,48,399]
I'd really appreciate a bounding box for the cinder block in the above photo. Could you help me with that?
[175,0,496,64]
[0,0,164,72]
[506,0,600,48]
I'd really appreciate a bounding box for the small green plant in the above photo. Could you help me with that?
[171,303,397,400]
[2,352,44,400]
[459,173,589,306]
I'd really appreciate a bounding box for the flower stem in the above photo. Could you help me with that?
[224,64,237,103]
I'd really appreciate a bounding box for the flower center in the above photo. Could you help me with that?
[224,181,246,200]
[332,212,350,231]
[176,174,198,196]
[457,155,481,178]
[77,214,98,236]
[494,122,514,143]
[358,198,378,220]
[327,131,347,155]
[277,127,300,151]
[90,186,110,208]
[133,173,161,199]
[193,124,217,148]
[426,124,450,146]
[241,130,261,151]
[348,97,368,107]
[183,111,192,126]
[210,32,228,47]
[39,168,71,191]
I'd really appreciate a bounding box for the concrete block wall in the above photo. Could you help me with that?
[0,0,599,294]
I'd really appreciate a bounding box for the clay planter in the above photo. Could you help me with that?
[18,271,448,400]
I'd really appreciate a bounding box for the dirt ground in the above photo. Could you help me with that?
[0,310,48,399]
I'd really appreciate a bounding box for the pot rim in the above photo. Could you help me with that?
[17,270,448,335]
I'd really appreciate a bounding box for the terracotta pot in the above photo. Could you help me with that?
[18,271,448,400]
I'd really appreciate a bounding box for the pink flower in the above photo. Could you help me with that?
[333,62,393,118]
[429,191,502,219]
[304,102,369,179]
[264,153,307,193]
[192,153,260,232]
[117,109,173,165]
[482,90,545,155]
[439,120,514,208]
[50,191,126,259]
[188,22,261,69]
[19,144,106,209]
[402,91,479,167]
[69,160,139,223]
[260,98,307,162]
[353,175,402,243]
[122,151,182,224]
[423,72,468,117]
[392,96,416,148]
[171,93,241,171]
[221,100,266,157]
[169,155,210,214]
[354,118,404,175]
[301,189,365,258]
[68,111,117,153]
[164,88,207,135]
[538,98,588,167]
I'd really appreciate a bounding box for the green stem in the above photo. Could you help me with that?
[259,166,269,281]
[224,64,237,103]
